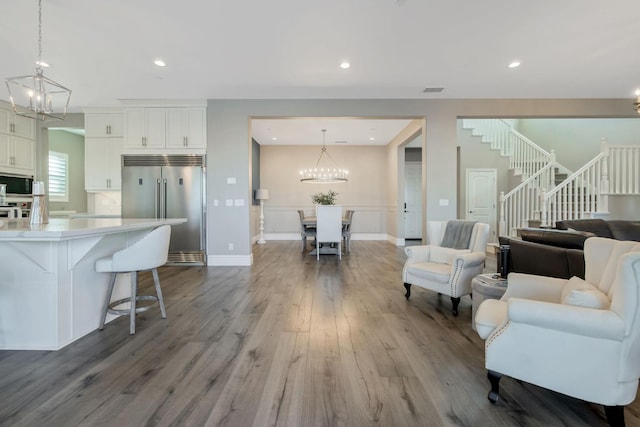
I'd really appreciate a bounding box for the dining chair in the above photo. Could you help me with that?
[298,210,316,252]
[316,205,342,260]
[342,210,354,253]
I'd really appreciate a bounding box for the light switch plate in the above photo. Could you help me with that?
[227,177,236,184]
[234,199,244,207]
[225,199,233,207]
[439,199,449,206]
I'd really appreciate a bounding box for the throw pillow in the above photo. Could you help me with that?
[429,246,470,264]
[561,276,610,309]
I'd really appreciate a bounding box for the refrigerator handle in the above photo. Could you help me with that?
[163,178,168,219]
[155,179,161,219]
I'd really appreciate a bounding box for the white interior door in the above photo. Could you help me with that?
[404,162,422,239]
[466,168,497,243]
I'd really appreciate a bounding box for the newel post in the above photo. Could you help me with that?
[498,191,506,237]
[540,189,549,227]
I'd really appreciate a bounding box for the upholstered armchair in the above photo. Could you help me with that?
[475,237,640,427]
[402,220,490,315]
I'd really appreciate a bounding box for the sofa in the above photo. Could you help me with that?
[498,219,640,280]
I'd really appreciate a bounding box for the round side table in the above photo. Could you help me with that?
[471,275,508,331]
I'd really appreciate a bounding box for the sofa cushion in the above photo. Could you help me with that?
[406,262,450,283]
[561,276,610,309]
[429,246,470,264]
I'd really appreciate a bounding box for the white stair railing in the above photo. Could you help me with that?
[499,161,557,237]
[541,140,640,227]
[462,118,553,178]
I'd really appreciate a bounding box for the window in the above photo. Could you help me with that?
[49,151,69,202]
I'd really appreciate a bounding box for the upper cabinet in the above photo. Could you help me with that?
[84,112,123,137]
[124,108,166,149]
[166,108,206,149]
[0,103,36,176]
[122,101,206,153]
[83,108,124,191]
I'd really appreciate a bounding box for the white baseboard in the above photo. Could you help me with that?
[208,254,253,266]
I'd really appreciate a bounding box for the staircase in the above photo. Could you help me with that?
[462,120,640,236]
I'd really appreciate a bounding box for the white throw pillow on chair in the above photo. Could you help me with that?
[561,276,610,309]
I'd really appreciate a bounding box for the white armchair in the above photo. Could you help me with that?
[475,237,640,427]
[402,220,490,316]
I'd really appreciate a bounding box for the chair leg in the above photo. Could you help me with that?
[451,297,461,316]
[129,271,137,335]
[152,268,167,319]
[100,272,117,330]
[317,240,320,260]
[604,406,625,427]
[338,242,342,260]
[404,283,411,299]
[487,370,502,403]
[302,236,306,252]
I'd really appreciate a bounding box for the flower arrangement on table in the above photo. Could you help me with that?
[311,190,338,205]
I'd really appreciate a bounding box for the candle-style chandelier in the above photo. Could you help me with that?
[299,129,349,184]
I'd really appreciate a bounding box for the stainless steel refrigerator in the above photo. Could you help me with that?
[121,154,206,264]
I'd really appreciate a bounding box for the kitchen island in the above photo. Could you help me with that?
[0,217,186,350]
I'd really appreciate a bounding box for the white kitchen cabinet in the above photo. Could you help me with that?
[166,108,206,149]
[84,137,123,191]
[0,107,35,140]
[124,108,166,149]
[85,112,123,137]
[0,133,35,175]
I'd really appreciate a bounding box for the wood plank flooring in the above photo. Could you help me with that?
[1,240,639,426]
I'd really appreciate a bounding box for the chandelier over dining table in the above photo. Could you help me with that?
[299,129,349,184]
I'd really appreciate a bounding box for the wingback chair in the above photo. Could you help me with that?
[475,237,640,427]
[402,220,490,316]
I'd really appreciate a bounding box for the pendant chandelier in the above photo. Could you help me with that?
[299,129,349,184]
[5,0,71,121]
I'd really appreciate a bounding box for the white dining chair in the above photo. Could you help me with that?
[316,205,343,260]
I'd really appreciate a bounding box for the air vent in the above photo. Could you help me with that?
[123,154,205,167]
[422,87,445,93]
[334,140,348,144]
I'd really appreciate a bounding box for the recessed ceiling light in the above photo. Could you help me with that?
[369,137,375,141]
[508,61,521,68]
[35,60,49,68]
[340,61,350,69]
[271,137,278,141]
[154,59,166,67]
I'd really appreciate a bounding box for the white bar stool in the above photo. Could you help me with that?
[95,225,171,334]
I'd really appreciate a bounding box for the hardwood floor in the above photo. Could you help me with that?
[1,240,639,426]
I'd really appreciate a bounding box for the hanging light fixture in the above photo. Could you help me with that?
[299,129,349,184]
[5,0,71,121]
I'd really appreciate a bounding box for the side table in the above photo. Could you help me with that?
[471,274,508,331]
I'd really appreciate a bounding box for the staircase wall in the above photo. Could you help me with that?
[517,118,640,171]
[456,121,512,220]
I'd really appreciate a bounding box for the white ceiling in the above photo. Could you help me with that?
[2,0,639,144]
[251,118,414,146]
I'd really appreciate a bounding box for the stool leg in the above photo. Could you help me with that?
[152,268,167,319]
[130,271,137,335]
[100,273,117,330]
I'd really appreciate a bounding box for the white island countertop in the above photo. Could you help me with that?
[0,217,186,241]
[0,217,187,350]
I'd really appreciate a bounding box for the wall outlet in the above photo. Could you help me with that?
[228,243,234,251]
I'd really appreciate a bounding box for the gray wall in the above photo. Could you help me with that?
[48,130,86,212]
[206,98,637,264]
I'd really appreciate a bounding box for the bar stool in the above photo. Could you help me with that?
[95,225,171,334]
